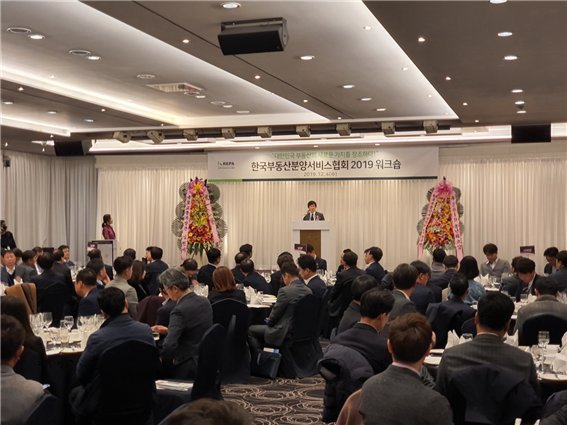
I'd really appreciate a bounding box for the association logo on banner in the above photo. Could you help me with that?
[208,147,439,181]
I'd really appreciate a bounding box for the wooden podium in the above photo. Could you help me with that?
[291,221,336,268]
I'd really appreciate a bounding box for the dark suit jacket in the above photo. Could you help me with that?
[365,262,385,282]
[144,259,169,295]
[14,264,37,283]
[336,301,360,334]
[208,289,246,305]
[328,267,365,319]
[243,271,272,294]
[333,322,390,374]
[30,269,67,325]
[515,274,547,302]
[389,289,417,320]
[410,284,436,315]
[78,287,102,316]
[265,280,312,346]
[52,262,76,306]
[551,268,567,293]
[427,281,442,303]
[315,257,327,272]
[156,298,176,327]
[429,269,458,290]
[269,271,284,296]
[196,264,216,291]
[302,211,325,221]
[231,265,245,283]
[306,275,326,299]
[1,266,15,286]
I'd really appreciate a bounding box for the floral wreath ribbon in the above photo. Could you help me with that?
[180,180,194,260]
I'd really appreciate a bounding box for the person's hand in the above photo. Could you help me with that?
[151,325,168,334]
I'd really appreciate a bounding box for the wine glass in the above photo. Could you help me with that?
[538,331,550,350]
[63,316,74,332]
[42,312,53,330]
[30,314,43,335]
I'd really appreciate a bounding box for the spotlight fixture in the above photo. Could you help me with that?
[221,128,235,139]
[183,129,199,141]
[147,130,164,144]
[296,125,311,137]
[112,131,131,143]
[423,120,438,134]
[257,126,272,138]
[381,122,395,135]
[336,123,351,136]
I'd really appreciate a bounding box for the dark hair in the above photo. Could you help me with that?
[76,268,97,287]
[515,257,535,274]
[37,253,55,270]
[352,274,378,301]
[305,244,315,254]
[364,246,383,262]
[1,249,14,258]
[150,246,164,260]
[307,200,317,207]
[86,258,105,275]
[123,248,136,260]
[98,287,126,317]
[443,255,459,268]
[240,259,255,274]
[557,250,567,267]
[459,256,480,280]
[57,244,69,251]
[213,266,237,293]
[277,252,293,269]
[477,292,514,331]
[234,252,248,265]
[1,314,25,361]
[129,260,145,284]
[432,248,447,263]
[410,260,431,277]
[181,259,198,271]
[87,249,102,260]
[511,256,524,272]
[483,243,498,255]
[543,247,559,258]
[239,244,253,256]
[297,254,317,273]
[206,248,221,263]
[360,288,394,319]
[53,250,64,262]
[343,251,358,268]
[534,277,558,296]
[21,250,35,263]
[389,313,432,363]
[392,263,418,290]
[32,246,43,255]
[449,273,469,298]
[102,214,111,226]
[113,255,133,275]
[164,398,252,425]
[281,262,299,278]
[1,297,34,340]
[13,248,22,259]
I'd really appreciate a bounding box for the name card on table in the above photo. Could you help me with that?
[208,147,439,181]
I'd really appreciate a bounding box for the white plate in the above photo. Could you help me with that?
[424,356,442,366]
[430,348,444,355]
[539,373,567,382]
[46,349,61,356]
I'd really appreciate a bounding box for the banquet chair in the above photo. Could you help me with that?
[426,303,471,348]
[5,283,37,314]
[461,318,477,337]
[518,314,567,346]
[24,394,61,425]
[137,295,164,326]
[191,323,226,400]
[278,294,323,378]
[211,299,251,383]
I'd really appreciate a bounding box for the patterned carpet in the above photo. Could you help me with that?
[222,376,327,425]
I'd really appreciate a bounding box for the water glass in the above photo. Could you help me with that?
[42,312,53,330]
[63,316,74,331]
[538,331,550,349]
[59,328,70,349]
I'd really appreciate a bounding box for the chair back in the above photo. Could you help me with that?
[461,317,477,337]
[291,294,321,342]
[5,283,37,314]
[318,288,332,336]
[519,314,567,346]
[137,295,164,326]
[24,394,61,425]
[191,323,226,400]
[426,303,468,348]
[94,340,159,424]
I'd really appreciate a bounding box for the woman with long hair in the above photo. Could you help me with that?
[208,266,246,304]
[102,214,116,240]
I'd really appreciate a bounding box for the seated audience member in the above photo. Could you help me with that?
[128,259,148,301]
[87,248,114,280]
[514,257,547,302]
[239,243,253,259]
[86,258,110,289]
[152,269,213,379]
[74,268,102,316]
[156,282,176,327]
[336,248,352,275]
[1,249,17,286]
[57,244,74,267]
[1,315,45,424]
[444,273,476,321]
[180,258,199,286]
[543,247,559,276]
[456,255,486,305]
[208,266,246,304]
[108,255,139,317]
[501,256,524,296]
[479,243,511,279]
[241,259,271,294]
[163,398,252,425]
[336,274,378,334]
[297,254,327,300]
[269,252,294,296]
[53,249,77,312]
[363,246,385,282]
[137,281,174,328]
[248,263,312,353]
[13,248,23,264]
[551,250,567,293]
[429,254,459,290]
[430,248,447,281]
[30,253,67,326]
[1,297,48,383]
[410,260,437,314]
[359,314,453,425]
[231,252,248,284]
[306,243,327,272]
[328,250,365,331]
[123,248,137,261]
[436,292,539,397]
[15,249,37,283]
[143,246,169,295]
[515,277,567,337]
[388,263,418,321]
[541,391,567,425]
[197,248,221,291]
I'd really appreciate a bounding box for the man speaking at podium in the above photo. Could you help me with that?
[303,200,325,221]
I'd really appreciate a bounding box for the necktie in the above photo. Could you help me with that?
[311,213,314,221]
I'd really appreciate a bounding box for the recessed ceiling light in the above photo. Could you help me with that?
[4,142,8,147]
[363,26,372,31]
[360,97,372,101]
[221,2,241,9]
[498,31,513,37]
[84,118,94,123]
[511,89,524,94]
[210,101,226,106]
[136,73,156,79]
[376,108,387,112]
[254,75,261,80]
[236,110,250,114]
[47,110,57,114]
[462,102,468,106]
[337,117,342,120]
[490,0,507,4]
[101,108,106,112]
[445,76,452,81]
[342,84,355,89]
[402,66,409,71]
[514,100,525,105]
[195,95,207,99]
[2,100,14,105]
[427,94,433,98]
[517,110,527,114]
[222,104,233,108]
[50,134,54,138]
[504,55,518,61]
[254,146,260,150]
[7,27,31,34]
[375,143,381,146]
[42,147,45,152]
[87,55,101,61]
[17,87,24,91]
[474,119,480,123]
[69,49,91,56]
[182,38,190,44]
[313,145,319,148]
[303,99,309,103]
[300,55,315,61]
[418,36,426,43]
[28,34,45,40]
[49,74,55,79]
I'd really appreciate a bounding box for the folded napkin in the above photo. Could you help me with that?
[552,351,567,374]
[479,274,490,286]
[446,331,460,348]
[504,331,518,346]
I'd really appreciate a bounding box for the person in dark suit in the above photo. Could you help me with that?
[269,252,294,296]
[143,246,169,295]
[543,247,559,276]
[208,266,246,304]
[87,248,114,280]
[152,268,213,379]
[196,247,221,291]
[328,250,365,332]
[430,248,447,281]
[14,250,37,283]
[231,252,248,283]
[336,274,378,334]
[306,244,327,272]
[429,254,459,290]
[501,256,523,296]
[179,258,199,287]
[248,263,312,352]
[363,246,385,282]
[297,254,327,299]
[302,200,325,221]
[1,249,17,286]
[74,268,102,317]
[241,259,271,294]
[30,253,68,326]
[53,249,77,315]
[388,263,419,321]
[551,250,567,293]
[514,257,547,302]
[58,244,75,267]
[0,220,17,249]
[360,314,453,425]
[410,260,437,314]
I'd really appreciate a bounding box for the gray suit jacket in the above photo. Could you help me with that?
[480,258,511,279]
[15,263,37,282]
[389,289,417,320]
[360,365,453,425]
[515,295,567,337]
[1,365,45,425]
[265,280,312,346]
